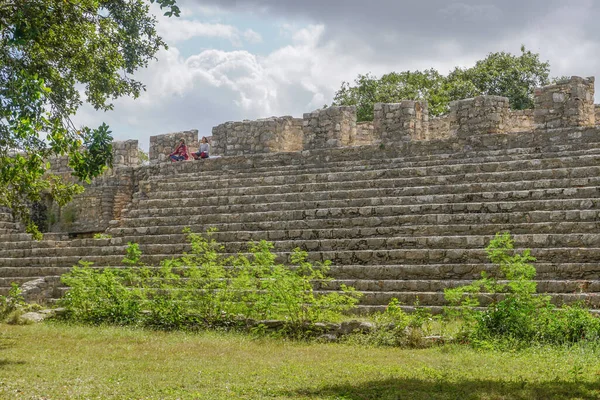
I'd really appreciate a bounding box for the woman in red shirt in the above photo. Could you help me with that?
[169,139,190,162]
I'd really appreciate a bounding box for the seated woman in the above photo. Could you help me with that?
[169,139,190,162]
[192,136,210,160]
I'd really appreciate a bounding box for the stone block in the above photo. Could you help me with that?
[534,76,595,129]
[374,101,428,143]
[213,117,303,156]
[303,106,357,150]
[449,95,510,137]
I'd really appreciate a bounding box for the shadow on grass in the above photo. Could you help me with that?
[283,377,600,400]
[0,359,26,368]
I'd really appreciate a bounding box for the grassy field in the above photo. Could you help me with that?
[1,323,599,399]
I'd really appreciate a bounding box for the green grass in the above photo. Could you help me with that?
[1,323,600,399]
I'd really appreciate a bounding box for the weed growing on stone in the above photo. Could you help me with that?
[92,233,112,239]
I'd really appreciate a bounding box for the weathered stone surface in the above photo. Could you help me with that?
[213,117,302,156]
[338,320,374,334]
[354,121,375,146]
[534,76,595,129]
[506,109,534,133]
[449,96,510,137]
[428,115,451,140]
[374,101,428,143]
[303,106,357,150]
[20,312,46,323]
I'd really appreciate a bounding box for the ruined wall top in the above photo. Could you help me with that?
[534,76,595,129]
[212,116,303,156]
[303,106,357,150]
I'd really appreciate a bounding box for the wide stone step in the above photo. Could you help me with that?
[1,247,600,270]
[126,176,600,219]
[4,262,599,281]
[141,165,600,201]
[116,198,600,228]
[321,290,600,308]
[126,186,600,220]
[4,219,600,254]
[146,142,600,182]
[327,263,600,280]
[145,153,600,192]
[102,222,600,249]
[318,279,600,294]
[107,212,600,237]
[3,232,600,258]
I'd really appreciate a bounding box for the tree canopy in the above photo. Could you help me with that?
[333,47,551,122]
[0,0,179,238]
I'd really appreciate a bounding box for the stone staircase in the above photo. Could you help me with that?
[0,208,20,234]
[0,127,599,313]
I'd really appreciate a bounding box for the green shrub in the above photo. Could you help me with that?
[0,283,25,321]
[445,232,600,347]
[60,261,142,325]
[59,229,361,331]
[347,298,433,347]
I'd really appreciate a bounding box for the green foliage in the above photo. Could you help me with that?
[445,232,600,347]
[122,242,143,266]
[448,46,550,110]
[352,298,434,347]
[0,0,179,237]
[0,283,25,321]
[333,46,550,121]
[60,261,142,325]
[333,69,448,121]
[137,148,149,164]
[93,233,112,239]
[59,229,361,331]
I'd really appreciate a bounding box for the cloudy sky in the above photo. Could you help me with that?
[74,0,600,150]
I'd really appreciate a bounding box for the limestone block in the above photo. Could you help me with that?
[303,106,357,150]
[428,115,451,140]
[212,117,303,156]
[352,121,374,146]
[534,76,595,129]
[506,109,534,133]
[449,96,510,137]
[373,101,428,143]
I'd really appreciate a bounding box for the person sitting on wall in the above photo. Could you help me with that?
[169,139,190,162]
[192,136,210,160]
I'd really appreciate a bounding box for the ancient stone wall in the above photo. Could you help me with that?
[506,109,535,133]
[303,106,357,150]
[595,105,600,124]
[212,117,303,156]
[534,76,595,129]
[149,130,199,163]
[428,115,451,140]
[47,168,136,234]
[353,122,375,146]
[42,141,140,234]
[449,96,510,137]
[373,101,428,143]
[112,140,140,167]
